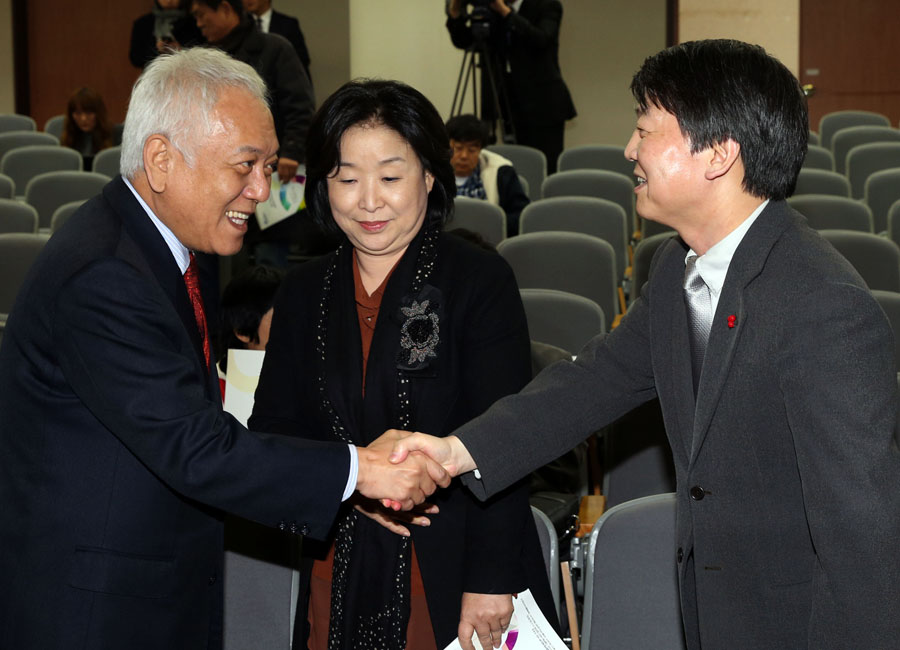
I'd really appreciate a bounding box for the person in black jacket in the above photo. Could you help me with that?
[446,114,529,237]
[191,0,316,266]
[129,0,203,69]
[446,0,576,173]
[244,0,312,83]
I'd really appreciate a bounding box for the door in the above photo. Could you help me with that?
[801,0,900,131]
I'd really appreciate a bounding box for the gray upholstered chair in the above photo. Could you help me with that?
[581,493,686,650]
[845,142,900,199]
[0,199,39,234]
[498,231,619,327]
[793,168,850,198]
[801,144,834,171]
[520,196,629,282]
[863,168,900,234]
[557,144,634,181]
[819,109,890,150]
[520,288,606,355]
[0,114,37,133]
[93,145,122,179]
[50,200,87,232]
[820,229,900,291]
[787,195,873,232]
[531,506,561,621]
[0,232,51,316]
[831,125,900,174]
[0,131,59,159]
[447,196,506,247]
[630,231,675,305]
[487,143,546,202]
[0,172,14,199]
[24,170,108,231]
[0,145,83,198]
[43,115,65,140]
[542,169,635,237]
[871,290,900,372]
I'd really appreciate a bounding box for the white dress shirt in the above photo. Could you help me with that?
[685,200,769,318]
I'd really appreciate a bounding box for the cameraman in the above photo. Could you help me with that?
[446,0,576,173]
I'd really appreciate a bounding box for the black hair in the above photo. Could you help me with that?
[304,78,456,234]
[630,39,808,201]
[217,265,283,366]
[445,114,491,148]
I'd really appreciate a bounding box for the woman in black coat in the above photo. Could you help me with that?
[249,79,556,650]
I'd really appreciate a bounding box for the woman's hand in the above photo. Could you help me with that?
[352,495,438,537]
[458,592,514,650]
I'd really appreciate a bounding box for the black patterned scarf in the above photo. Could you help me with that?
[315,224,441,649]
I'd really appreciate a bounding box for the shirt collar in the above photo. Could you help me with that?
[123,177,191,274]
[257,8,272,32]
[509,0,524,13]
[686,199,769,299]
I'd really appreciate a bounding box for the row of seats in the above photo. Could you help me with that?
[0,134,121,191]
[0,170,109,233]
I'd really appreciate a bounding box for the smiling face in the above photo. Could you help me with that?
[152,87,279,256]
[327,122,434,266]
[624,103,710,231]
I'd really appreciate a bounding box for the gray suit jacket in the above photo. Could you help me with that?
[456,200,900,649]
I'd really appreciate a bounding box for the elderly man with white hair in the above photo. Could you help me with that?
[0,48,448,650]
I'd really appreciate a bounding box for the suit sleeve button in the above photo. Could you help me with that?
[689,486,706,501]
[300,524,310,535]
[677,547,684,563]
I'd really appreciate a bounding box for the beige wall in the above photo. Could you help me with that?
[679,0,800,75]
[0,0,14,113]
[562,0,667,148]
[345,0,667,149]
[277,0,350,106]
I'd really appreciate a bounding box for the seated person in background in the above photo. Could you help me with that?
[129,0,204,69]
[216,264,284,379]
[60,87,113,172]
[446,114,529,237]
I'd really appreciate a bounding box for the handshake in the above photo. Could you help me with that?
[355,430,477,511]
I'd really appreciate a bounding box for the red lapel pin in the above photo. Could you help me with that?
[727,314,737,328]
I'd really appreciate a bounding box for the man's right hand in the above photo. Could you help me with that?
[387,431,476,477]
[355,430,451,510]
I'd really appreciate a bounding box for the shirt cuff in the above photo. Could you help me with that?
[343,444,358,501]
[473,468,482,480]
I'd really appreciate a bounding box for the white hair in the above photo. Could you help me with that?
[120,47,270,179]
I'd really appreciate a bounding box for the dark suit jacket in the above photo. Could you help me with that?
[447,0,576,127]
[250,230,556,646]
[453,201,900,648]
[0,178,349,649]
[215,16,315,247]
[268,9,311,80]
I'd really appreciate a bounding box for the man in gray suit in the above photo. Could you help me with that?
[390,39,900,649]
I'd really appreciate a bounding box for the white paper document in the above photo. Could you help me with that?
[443,589,568,650]
[222,348,266,426]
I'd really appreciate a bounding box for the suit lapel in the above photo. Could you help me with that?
[106,178,214,390]
[651,238,695,464]
[690,201,794,462]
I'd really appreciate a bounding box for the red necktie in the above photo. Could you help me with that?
[184,252,211,372]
